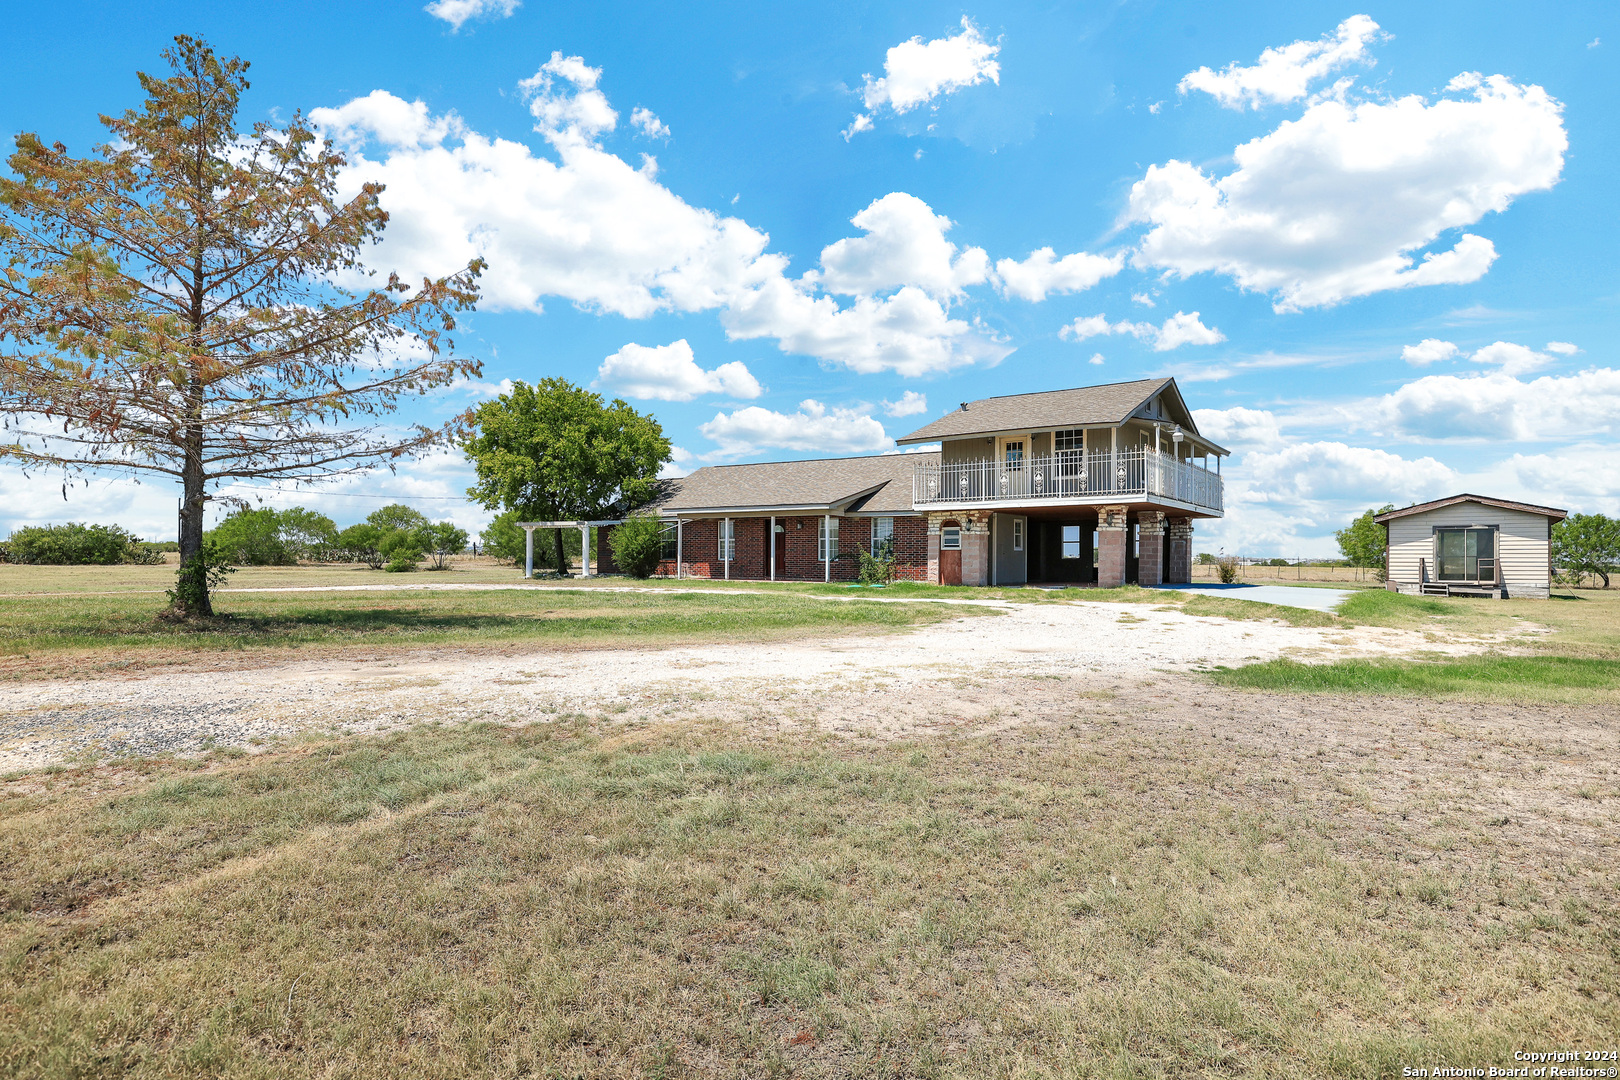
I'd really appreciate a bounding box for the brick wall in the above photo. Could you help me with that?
[1166,516,1194,584]
[1136,510,1166,587]
[892,515,928,581]
[629,514,927,581]
[1097,504,1129,588]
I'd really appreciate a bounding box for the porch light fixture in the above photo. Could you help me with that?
[1172,426,1184,446]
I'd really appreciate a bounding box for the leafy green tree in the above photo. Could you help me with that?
[479,511,578,570]
[420,522,469,570]
[464,379,670,574]
[379,528,425,572]
[5,522,147,564]
[1552,513,1620,588]
[1195,552,1216,565]
[1336,505,1394,578]
[336,523,385,569]
[0,37,482,617]
[367,504,429,533]
[278,508,338,562]
[607,514,666,579]
[208,508,293,566]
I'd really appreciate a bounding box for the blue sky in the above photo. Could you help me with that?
[3,1,1615,555]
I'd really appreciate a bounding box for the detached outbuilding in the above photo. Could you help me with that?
[1376,494,1567,600]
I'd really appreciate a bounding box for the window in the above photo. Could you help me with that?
[660,521,678,561]
[1061,524,1082,560]
[1003,440,1025,467]
[871,517,894,558]
[818,517,839,561]
[940,527,961,550]
[718,519,734,561]
[1436,527,1494,581]
[1012,517,1024,551]
[1054,429,1084,453]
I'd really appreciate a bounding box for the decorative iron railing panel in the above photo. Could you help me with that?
[913,450,1223,513]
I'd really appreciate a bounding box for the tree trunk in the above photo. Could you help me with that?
[177,426,212,616]
[553,528,568,576]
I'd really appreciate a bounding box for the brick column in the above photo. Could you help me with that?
[1166,517,1194,584]
[924,514,943,584]
[960,511,992,586]
[1096,504,1129,588]
[1136,510,1167,587]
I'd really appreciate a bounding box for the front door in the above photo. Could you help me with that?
[940,521,962,586]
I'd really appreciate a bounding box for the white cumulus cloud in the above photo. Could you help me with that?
[994,247,1124,302]
[595,340,762,402]
[1347,367,1620,442]
[882,390,928,417]
[1129,73,1567,310]
[631,107,670,140]
[698,400,892,458]
[312,68,1006,377]
[1545,341,1579,356]
[424,0,519,31]
[1401,339,1459,365]
[1469,340,1554,376]
[812,192,989,301]
[845,17,1001,136]
[1179,15,1384,110]
[1192,406,1283,448]
[1058,311,1223,352]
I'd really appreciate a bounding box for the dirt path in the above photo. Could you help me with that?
[0,600,1498,772]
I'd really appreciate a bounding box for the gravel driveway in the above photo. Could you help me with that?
[0,599,1485,772]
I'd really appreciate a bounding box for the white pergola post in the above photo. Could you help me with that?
[522,525,537,579]
[580,525,591,577]
[723,517,731,580]
[824,513,831,583]
[769,516,776,581]
[676,518,683,580]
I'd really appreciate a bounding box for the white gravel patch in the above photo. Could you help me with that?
[0,600,1464,772]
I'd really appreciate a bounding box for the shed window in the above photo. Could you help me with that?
[940,527,961,551]
[1436,527,1495,581]
[1012,518,1024,551]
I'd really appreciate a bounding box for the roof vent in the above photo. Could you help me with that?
[959,402,968,411]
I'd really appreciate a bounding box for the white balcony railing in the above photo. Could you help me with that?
[912,449,1223,513]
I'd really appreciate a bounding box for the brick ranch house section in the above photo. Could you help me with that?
[598,377,1229,587]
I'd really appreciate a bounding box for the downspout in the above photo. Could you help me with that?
[824,514,831,583]
[676,518,683,580]
[769,516,775,581]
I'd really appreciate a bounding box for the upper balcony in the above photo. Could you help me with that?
[913,448,1224,515]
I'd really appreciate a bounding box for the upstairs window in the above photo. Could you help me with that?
[1054,429,1084,453]
[871,517,894,558]
[1003,440,1025,467]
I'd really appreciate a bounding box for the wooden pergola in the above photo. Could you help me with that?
[515,520,624,579]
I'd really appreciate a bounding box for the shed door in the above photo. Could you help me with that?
[940,522,962,586]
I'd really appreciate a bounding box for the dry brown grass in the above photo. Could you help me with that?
[2,678,1615,1079]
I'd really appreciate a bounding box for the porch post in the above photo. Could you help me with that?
[522,525,536,579]
[580,524,591,577]
[769,516,776,581]
[824,514,831,582]
[723,517,731,580]
[1111,426,1119,493]
[1166,517,1194,584]
[676,518,683,580]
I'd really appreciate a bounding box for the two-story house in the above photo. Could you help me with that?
[603,377,1227,587]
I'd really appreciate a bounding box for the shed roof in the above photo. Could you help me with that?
[646,451,937,516]
[894,377,1218,447]
[1373,494,1568,523]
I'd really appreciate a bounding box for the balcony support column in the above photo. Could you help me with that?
[1137,510,1167,587]
[1166,517,1194,584]
[1097,504,1129,589]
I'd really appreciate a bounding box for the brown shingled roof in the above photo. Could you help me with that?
[647,452,937,516]
[1373,494,1568,523]
[895,377,1185,444]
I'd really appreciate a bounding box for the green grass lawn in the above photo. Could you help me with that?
[3,718,1612,1078]
[0,584,991,680]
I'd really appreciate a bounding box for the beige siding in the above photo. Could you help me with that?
[941,437,992,466]
[1386,503,1552,589]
